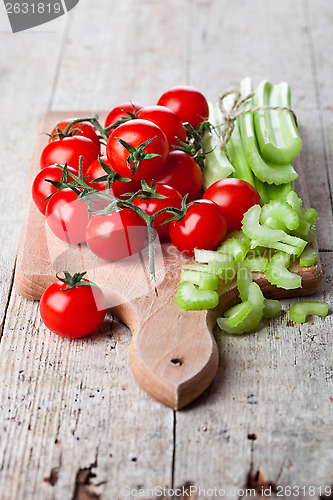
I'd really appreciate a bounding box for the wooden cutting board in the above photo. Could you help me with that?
[15,111,323,410]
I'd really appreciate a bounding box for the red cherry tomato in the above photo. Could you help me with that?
[45,188,89,244]
[40,276,107,338]
[203,178,262,232]
[133,183,182,240]
[157,86,209,129]
[49,119,100,149]
[154,150,202,202]
[40,136,100,174]
[104,101,143,134]
[85,156,141,197]
[137,105,187,149]
[32,164,76,215]
[106,119,169,181]
[85,209,147,261]
[169,199,227,256]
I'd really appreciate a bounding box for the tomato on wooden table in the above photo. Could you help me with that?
[85,209,147,261]
[45,188,89,244]
[203,178,262,232]
[104,101,143,134]
[40,272,107,338]
[32,164,76,215]
[133,183,182,240]
[137,105,187,149]
[169,199,227,256]
[40,136,100,174]
[106,119,169,181]
[85,156,141,197]
[49,119,100,149]
[157,86,209,129]
[154,150,202,202]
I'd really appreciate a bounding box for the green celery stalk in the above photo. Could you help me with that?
[226,116,255,186]
[254,80,302,164]
[254,178,293,204]
[239,78,298,185]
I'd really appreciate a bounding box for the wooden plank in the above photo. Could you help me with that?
[174,0,333,495]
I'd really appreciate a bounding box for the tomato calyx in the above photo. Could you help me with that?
[56,271,91,291]
[43,163,81,201]
[126,179,168,203]
[90,156,132,192]
[173,121,212,171]
[104,103,139,132]
[115,135,161,179]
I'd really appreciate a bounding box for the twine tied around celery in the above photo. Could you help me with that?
[218,87,298,151]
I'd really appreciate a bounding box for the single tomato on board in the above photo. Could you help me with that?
[169,199,227,256]
[203,178,262,232]
[157,86,209,129]
[104,101,143,134]
[40,136,100,174]
[137,105,187,149]
[32,164,76,215]
[49,119,100,149]
[106,119,169,181]
[40,272,107,339]
[85,208,147,261]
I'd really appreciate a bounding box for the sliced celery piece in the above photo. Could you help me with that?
[239,256,268,273]
[175,282,219,310]
[217,237,248,262]
[303,208,319,225]
[239,78,298,186]
[237,267,252,301]
[263,216,287,231]
[289,301,328,324]
[222,301,253,328]
[299,246,318,267]
[217,282,264,334]
[180,269,219,291]
[254,80,302,164]
[182,261,236,281]
[266,252,302,290]
[202,102,235,189]
[263,298,282,319]
[194,248,234,265]
[226,115,255,186]
[260,200,300,230]
[226,230,251,247]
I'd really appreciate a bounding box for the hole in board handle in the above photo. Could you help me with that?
[170,358,184,366]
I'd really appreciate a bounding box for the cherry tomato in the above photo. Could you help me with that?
[49,119,100,149]
[157,86,209,129]
[40,275,107,338]
[202,178,262,232]
[106,119,169,181]
[154,150,202,202]
[104,101,143,134]
[45,188,89,244]
[169,199,227,256]
[137,105,187,149]
[32,164,76,215]
[85,209,147,261]
[133,183,182,240]
[85,156,141,197]
[40,136,100,174]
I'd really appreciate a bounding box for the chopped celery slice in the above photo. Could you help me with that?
[217,282,264,334]
[217,237,248,262]
[237,267,252,301]
[260,200,300,230]
[266,252,302,289]
[223,301,253,328]
[180,269,219,291]
[175,282,219,310]
[263,299,282,318]
[202,102,235,189]
[263,216,287,231]
[239,256,268,273]
[226,230,251,247]
[254,80,302,164]
[243,205,307,256]
[226,114,255,186]
[289,301,328,324]
[299,246,318,267]
[194,248,234,265]
[239,78,298,186]
[182,261,236,281]
[303,208,319,225]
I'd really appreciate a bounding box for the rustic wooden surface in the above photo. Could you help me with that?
[0,1,332,499]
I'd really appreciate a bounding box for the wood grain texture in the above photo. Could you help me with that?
[0,0,332,498]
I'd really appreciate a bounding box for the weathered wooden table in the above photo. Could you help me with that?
[0,1,332,499]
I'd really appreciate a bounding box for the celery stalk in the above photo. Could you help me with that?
[226,117,255,186]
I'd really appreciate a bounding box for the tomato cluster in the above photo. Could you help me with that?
[34,85,262,339]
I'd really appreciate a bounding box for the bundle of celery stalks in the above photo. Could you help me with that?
[175,77,328,333]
